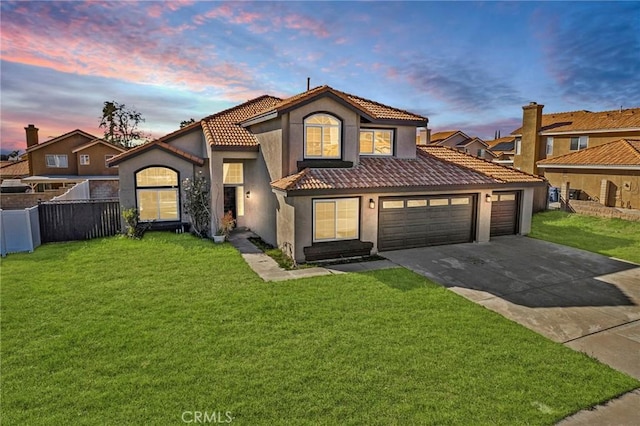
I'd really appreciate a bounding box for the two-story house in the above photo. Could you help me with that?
[512,103,640,209]
[22,125,126,196]
[109,86,544,262]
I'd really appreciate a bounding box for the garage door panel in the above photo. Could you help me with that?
[490,191,519,237]
[379,194,475,251]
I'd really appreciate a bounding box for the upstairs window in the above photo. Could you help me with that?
[570,136,588,151]
[304,114,341,159]
[80,154,90,165]
[514,138,522,155]
[45,154,68,168]
[546,137,554,155]
[359,129,393,155]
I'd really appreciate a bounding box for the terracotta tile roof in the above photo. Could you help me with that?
[486,136,516,149]
[245,85,427,124]
[272,147,542,192]
[537,139,640,168]
[107,140,204,167]
[71,138,127,153]
[511,108,640,135]
[202,95,281,148]
[428,130,463,145]
[420,146,543,183]
[0,159,29,178]
[26,129,98,152]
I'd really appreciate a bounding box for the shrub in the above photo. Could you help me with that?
[183,172,211,238]
[121,208,149,239]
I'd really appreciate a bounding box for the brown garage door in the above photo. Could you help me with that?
[490,191,519,237]
[378,194,475,251]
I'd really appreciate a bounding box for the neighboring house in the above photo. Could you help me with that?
[537,139,640,209]
[109,85,545,262]
[512,103,640,176]
[424,129,495,160]
[486,136,516,166]
[22,125,126,194]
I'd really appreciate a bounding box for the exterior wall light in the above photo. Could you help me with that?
[246,191,251,199]
[486,193,492,203]
[369,198,375,209]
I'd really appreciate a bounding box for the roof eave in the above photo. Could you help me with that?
[239,110,279,127]
[537,164,640,170]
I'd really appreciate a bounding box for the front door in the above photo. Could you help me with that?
[224,187,237,219]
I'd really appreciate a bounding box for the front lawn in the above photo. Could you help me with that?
[531,210,640,264]
[2,233,638,425]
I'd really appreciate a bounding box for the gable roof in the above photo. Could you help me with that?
[242,85,427,126]
[456,137,488,148]
[511,108,640,135]
[25,129,98,152]
[202,95,282,149]
[537,139,640,169]
[428,130,468,145]
[486,136,516,149]
[71,138,127,153]
[272,146,542,193]
[0,159,29,178]
[107,140,204,167]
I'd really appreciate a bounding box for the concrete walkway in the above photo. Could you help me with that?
[381,236,640,425]
[227,229,396,281]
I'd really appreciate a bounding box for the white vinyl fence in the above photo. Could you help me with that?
[52,180,90,201]
[0,206,41,256]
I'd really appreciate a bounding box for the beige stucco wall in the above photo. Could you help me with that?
[30,134,94,175]
[546,131,640,159]
[167,129,208,159]
[76,144,122,176]
[544,169,640,209]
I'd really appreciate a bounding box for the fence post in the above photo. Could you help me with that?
[24,207,34,253]
[0,210,6,257]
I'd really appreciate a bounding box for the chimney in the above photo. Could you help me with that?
[515,102,544,175]
[25,124,39,148]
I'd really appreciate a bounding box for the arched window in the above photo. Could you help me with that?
[135,167,179,221]
[304,113,341,159]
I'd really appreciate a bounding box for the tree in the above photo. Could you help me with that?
[180,118,196,128]
[99,101,145,148]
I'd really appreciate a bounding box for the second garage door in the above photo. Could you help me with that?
[490,191,519,236]
[378,194,475,251]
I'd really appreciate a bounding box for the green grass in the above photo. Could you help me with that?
[531,210,640,264]
[2,233,638,425]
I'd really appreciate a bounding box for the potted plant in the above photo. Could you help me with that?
[213,210,235,243]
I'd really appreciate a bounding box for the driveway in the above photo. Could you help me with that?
[381,236,640,379]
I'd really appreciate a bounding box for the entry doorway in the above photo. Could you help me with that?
[224,187,237,219]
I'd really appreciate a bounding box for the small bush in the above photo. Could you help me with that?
[121,208,149,239]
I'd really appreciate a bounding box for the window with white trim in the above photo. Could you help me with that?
[570,136,588,151]
[359,129,393,155]
[80,154,90,165]
[546,137,554,155]
[45,154,68,168]
[304,114,341,159]
[313,198,359,242]
[135,167,179,222]
[514,138,522,155]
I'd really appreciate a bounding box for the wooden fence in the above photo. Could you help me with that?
[39,199,121,243]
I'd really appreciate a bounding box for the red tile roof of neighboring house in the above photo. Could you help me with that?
[272,147,543,192]
[511,107,640,135]
[0,159,29,178]
[244,85,427,124]
[486,136,516,149]
[107,140,205,167]
[427,130,465,145]
[537,139,640,168]
[71,138,127,153]
[25,129,98,152]
[202,95,281,148]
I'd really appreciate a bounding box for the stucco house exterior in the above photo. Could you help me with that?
[109,86,544,262]
[22,125,126,195]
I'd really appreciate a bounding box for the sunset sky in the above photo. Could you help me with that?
[1,1,639,152]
